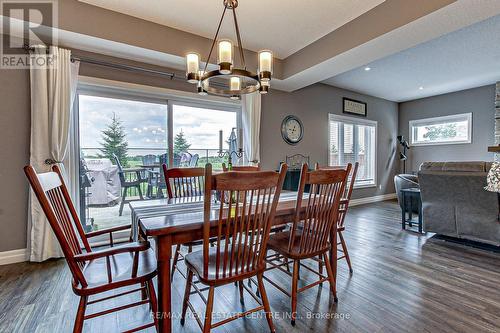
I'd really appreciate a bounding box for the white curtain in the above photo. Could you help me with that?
[241,92,261,165]
[28,46,80,262]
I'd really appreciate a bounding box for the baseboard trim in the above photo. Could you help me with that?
[0,248,28,266]
[349,193,397,207]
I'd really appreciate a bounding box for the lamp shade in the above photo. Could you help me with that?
[218,39,233,74]
[186,53,200,83]
[258,50,273,82]
[485,162,500,192]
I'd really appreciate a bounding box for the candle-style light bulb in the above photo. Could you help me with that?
[218,39,233,74]
[186,53,200,83]
[258,50,273,82]
[230,76,241,91]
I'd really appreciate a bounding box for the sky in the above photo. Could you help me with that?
[79,95,237,155]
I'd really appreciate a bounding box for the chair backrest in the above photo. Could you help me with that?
[202,163,287,280]
[112,154,126,184]
[24,165,90,287]
[189,154,199,167]
[316,162,359,228]
[222,163,261,172]
[162,165,205,199]
[289,163,350,256]
[142,154,157,166]
[179,152,192,167]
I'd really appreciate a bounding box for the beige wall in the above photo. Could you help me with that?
[0,51,398,252]
[0,67,31,252]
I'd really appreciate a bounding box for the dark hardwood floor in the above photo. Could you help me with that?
[1,200,500,333]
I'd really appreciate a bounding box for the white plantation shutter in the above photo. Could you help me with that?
[328,114,377,187]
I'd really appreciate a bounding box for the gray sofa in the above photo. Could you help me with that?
[418,162,500,246]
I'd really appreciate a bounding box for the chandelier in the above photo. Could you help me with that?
[185,0,272,99]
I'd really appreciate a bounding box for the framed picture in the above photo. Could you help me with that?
[343,97,367,117]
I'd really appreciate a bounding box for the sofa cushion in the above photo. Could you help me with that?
[420,161,487,172]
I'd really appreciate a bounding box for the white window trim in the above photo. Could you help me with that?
[409,112,472,147]
[328,114,378,189]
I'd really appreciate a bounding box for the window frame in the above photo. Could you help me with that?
[409,113,472,147]
[328,114,378,189]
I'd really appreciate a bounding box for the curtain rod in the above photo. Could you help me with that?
[71,56,178,80]
[22,45,228,90]
[22,44,180,80]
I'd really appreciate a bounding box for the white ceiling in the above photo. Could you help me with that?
[78,0,385,59]
[322,14,500,102]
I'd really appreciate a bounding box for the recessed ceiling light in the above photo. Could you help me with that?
[364,67,371,71]
[419,86,424,90]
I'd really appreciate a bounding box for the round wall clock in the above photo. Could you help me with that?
[281,115,304,145]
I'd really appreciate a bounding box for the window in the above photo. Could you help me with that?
[171,102,239,169]
[329,114,377,187]
[409,113,472,146]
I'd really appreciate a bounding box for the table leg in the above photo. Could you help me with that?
[418,197,423,233]
[408,195,413,227]
[401,192,406,230]
[157,235,173,333]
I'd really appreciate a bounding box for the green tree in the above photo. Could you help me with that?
[174,130,191,155]
[423,123,457,141]
[99,113,129,167]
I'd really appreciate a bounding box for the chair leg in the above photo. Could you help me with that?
[291,260,299,326]
[181,269,193,325]
[258,273,276,333]
[171,244,181,280]
[137,185,144,200]
[323,252,338,302]
[119,187,127,216]
[203,286,215,333]
[318,256,323,285]
[238,281,245,304]
[338,231,353,274]
[73,296,87,333]
[147,280,159,330]
[141,281,148,300]
[284,257,290,272]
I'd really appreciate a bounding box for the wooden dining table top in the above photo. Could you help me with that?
[134,191,305,238]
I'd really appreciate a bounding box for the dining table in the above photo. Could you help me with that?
[130,191,340,333]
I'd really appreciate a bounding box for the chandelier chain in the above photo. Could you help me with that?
[203,5,227,74]
[232,7,246,69]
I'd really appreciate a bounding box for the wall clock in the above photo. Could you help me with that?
[281,115,304,145]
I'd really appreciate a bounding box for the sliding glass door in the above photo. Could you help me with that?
[76,87,240,234]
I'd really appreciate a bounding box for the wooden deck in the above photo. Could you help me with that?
[1,200,500,333]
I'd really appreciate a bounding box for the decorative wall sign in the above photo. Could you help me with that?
[343,97,367,117]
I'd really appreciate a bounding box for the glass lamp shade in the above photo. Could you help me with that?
[218,39,233,74]
[186,53,200,83]
[230,76,241,91]
[258,50,273,82]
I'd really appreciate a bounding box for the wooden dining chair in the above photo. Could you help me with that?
[24,165,158,333]
[315,162,359,274]
[113,154,145,216]
[264,163,350,325]
[162,165,205,279]
[222,163,260,171]
[180,163,287,333]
